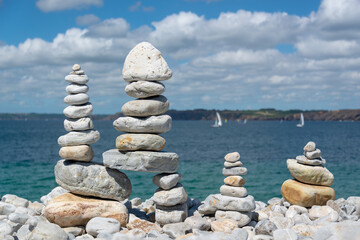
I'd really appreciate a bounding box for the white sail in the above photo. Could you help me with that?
[243,119,247,124]
[296,113,304,127]
[212,112,222,127]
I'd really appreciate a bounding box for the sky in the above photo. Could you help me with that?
[0,0,359,114]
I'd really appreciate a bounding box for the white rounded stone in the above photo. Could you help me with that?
[86,217,120,237]
[57,130,100,147]
[224,161,243,168]
[72,64,81,71]
[220,185,248,198]
[65,74,89,84]
[125,81,165,98]
[63,103,93,119]
[115,133,166,151]
[121,95,169,117]
[215,210,252,227]
[64,93,89,105]
[153,183,188,206]
[303,141,316,152]
[225,152,240,162]
[153,173,182,190]
[155,203,188,225]
[304,148,322,159]
[223,167,248,176]
[66,84,89,94]
[59,145,94,162]
[64,117,93,131]
[113,115,171,133]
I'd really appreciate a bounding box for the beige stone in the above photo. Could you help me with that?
[224,176,245,187]
[115,133,166,151]
[220,185,247,198]
[224,152,240,162]
[281,179,335,207]
[43,193,128,227]
[126,218,162,234]
[210,219,237,233]
[287,159,334,186]
[121,95,169,117]
[59,145,94,162]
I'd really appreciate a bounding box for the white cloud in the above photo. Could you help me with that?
[36,0,103,12]
[129,1,155,12]
[86,18,130,38]
[76,14,100,26]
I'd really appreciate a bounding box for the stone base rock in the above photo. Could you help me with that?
[113,115,172,134]
[153,183,188,206]
[115,133,166,151]
[155,203,188,225]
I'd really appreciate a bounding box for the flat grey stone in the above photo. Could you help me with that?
[1,194,29,208]
[58,130,100,147]
[155,203,188,225]
[162,222,192,238]
[255,220,277,236]
[153,173,182,190]
[296,155,325,166]
[273,228,298,240]
[66,84,89,94]
[64,117,93,131]
[0,222,13,236]
[103,149,178,173]
[65,74,89,84]
[115,133,166,151]
[125,81,165,98]
[86,217,120,237]
[64,93,89,105]
[113,115,172,133]
[224,152,240,162]
[8,212,29,224]
[303,141,316,152]
[55,160,132,201]
[72,64,81,71]
[223,167,248,176]
[215,210,252,227]
[153,183,188,206]
[184,216,210,231]
[304,148,322,159]
[27,221,69,240]
[121,95,169,117]
[122,42,172,82]
[0,202,16,215]
[69,70,85,75]
[63,103,93,118]
[16,224,33,239]
[220,185,248,198]
[224,161,243,168]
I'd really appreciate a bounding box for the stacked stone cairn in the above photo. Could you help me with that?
[198,152,256,230]
[43,64,132,229]
[281,141,335,207]
[103,42,188,226]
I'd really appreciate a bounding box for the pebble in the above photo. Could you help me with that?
[155,203,188,225]
[72,64,81,71]
[0,202,16,215]
[103,149,178,173]
[270,216,294,229]
[198,194,255,214]
[0,222,13,236]
[65,75,89,84]
[153,183,188,206]
[8,212,29,224]
[308,206,337,220]
[27,221,69,240]
[255,220,278,236]
[115,133,166,151]
[224,176,246,187]
[66,84,89,95]
[125,81,165,98]
[63,103,93,118]
[296,155,325,166]
[273,228,298,240]
[121,95,169,117]
[304,149,322,159]
[184,216,211,231]
[313,221,360,240]
[222,167,248,176]
[64,117,94,131]
[220,185,248,198]
[16,224,33,239]
[163,222,192,238]
[64,93,89,105]
[215,210,252,227]
[303,141,316,152]
[224,152,240,162]
[114,115,172,135]
[122,42,172,82]
[86,217,120,237]
[40,186,69,205]
[54,160,132,201]
[57,130,100,147]
[224,161,243,168]
[126,218,162,234]
[153,172,182,190]
[210,218,238,233]
[63,226,85,236]
[59,145,94,162]
[2,194,29,208]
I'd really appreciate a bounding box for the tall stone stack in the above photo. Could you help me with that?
[281,141,335,207]
[103,42,188,225]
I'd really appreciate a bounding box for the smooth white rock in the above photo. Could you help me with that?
[40,186,69,205]
[113,115,172,133]
[122,42,172,82]
[125,81,165,98]
[1,194,29,208]
[220,185,248,198]
[273,228,298,240]
[308,206,337,220]
[57,130,100,147]
[8,212,29,224]
[69,70,85,75]
[224,152,240,162]
[64,93,89,105]
[215,210,252,227]
[0,202,16,215]
[198,194,256,214]
[27,221,69,240]
[121,95,169,117]
[152,173,182,190]
[184,216,211,231]
[66,84,89,94]
[222,167,248,176]
[72,64,81,71]
[304,149,322,159]
[64,117,93,131]
[304,141,316,152]
[162,222,192,239]
[224,161,243,168]
[115,133,166,151]
[153,183,188,206]
[65,74,89,84]
[63,103,93,118]
[313,221,360,240]
[0,221,13,236]
[296,155,325,166]
[85,217,120,237]
[155,203,188,225]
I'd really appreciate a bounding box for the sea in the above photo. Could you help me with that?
[0,120,359,203]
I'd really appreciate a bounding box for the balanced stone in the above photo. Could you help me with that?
[215,210,252,227]
[121,95,169,117]
[43,193,128,227]
[64,93,89,105]
[296,155,326,166]
[224,176,245,187]
[55,160,132,201]
[125,81,165,98]
[115,133,166,151]
[304,149,321,159]
[72,64,81,71]
[66,84,89,94]
[220,185,248,198]
[122,42,172,82]
[103,149,178,173]
[59,145,94,162]
[223,167,248,176]
[153,183,188,206]
[63,103,93,118]
[113,115,172,133]
[155,203,188,225]
[287,159,334,186]
[70,70,85,75]
[58,130,100,147]
[65,75,89,84]
[153,173,182,190]
[86,217,121,237]
[281,179,335,207]
[225,152,240,162]
[224,161,243,168]
[64,117,93,131]
[304,141,316,152]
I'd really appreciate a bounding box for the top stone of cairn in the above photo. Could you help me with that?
[122,42,172,82]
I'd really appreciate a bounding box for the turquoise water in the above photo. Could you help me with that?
[0,120,359,202]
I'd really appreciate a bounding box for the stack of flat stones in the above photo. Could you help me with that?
[198,152,256,228]
[281,141,335,207]
[102,42,188,225]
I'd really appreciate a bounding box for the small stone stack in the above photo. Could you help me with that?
[103,42,188,225]
[198,152,256,228]
[281,141,335,207]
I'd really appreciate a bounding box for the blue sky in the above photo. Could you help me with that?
[0,0,359,114]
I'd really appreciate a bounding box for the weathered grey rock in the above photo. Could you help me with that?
[308,206,337,220]
[222,167,247,176]
[304,149,322,159]
[122,42,172,82]
[40,186,69,205]
[63,103,93,118]
[125,81,165,98]
[220,185,248,198]
[27,221,69,240]
[59,145,94,162]
[184,216,210,231]
[65,74,89,84]
[121,95,169,117]
[211,218,238,233]
[8,212,29,224]
[75,234,94,240]
[66,84,89,94]
[126,217,162,234]
[103,149,178,173]
[163,222,192,239]
[153,173,182,190]
[224,176,246,187]
[72,64,81,71]
[273,229,298,240]
[17,224,33,240]
[64,118,93,131]
[224,152,240,162]
[64,93,89,106]
[287,159,334,186]
[70,70,85,75]
[86,217,120,237]
[0,222,13,236]
[153,183,188,206]
[1,194,29,208]
[63,227,85,236]
[115,133,166,151]
[28,202,44,215]
[155,203,188,225]
[198,194,255,215]
[313,221,360,240]
[270,216,294,229]
[58,130,100,147]
[224,161,243,168]
[304,141,316,152]
[55,160,131,201]
[0,202,16,215]
[296,155,325,166]
[271,205,287,215]
[113,115,172,134]
[215,210,252,227]
[255,220,277,236]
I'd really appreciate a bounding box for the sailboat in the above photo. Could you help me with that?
[243,119,247,124]
[296,113,304,127]
[212,112,222,127]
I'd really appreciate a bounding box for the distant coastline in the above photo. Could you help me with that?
[1,108,359,121]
